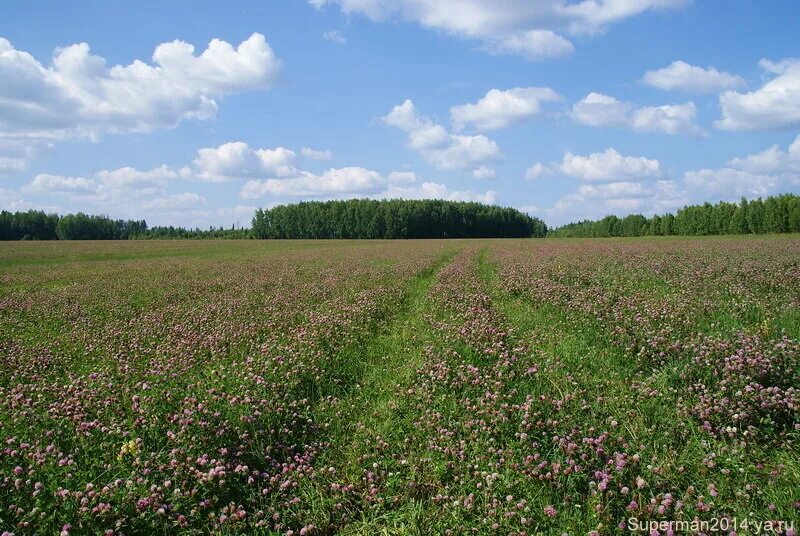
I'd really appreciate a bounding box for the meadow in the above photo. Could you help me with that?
[0,237,798,535]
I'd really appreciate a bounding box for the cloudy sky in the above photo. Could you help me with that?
[1,1,799,227]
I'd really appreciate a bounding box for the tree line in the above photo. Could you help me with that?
[0,211,146,240]
[4,194,800,241]
[549,194,800,238]
[251,199,547,239]
[0,211,243,240]
[134,226,250,240]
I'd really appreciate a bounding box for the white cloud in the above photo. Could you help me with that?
[382,99,499,170]
[22,174,97,196]
[301,147,334,160]
[20,163,182,205]
[381,182,498,204]
[141,192,207,210]
[536,148,680,224]
[0,33,280,142]
[577,181,649,199]
[239,162,498,204]
[323,30,347,44]
[450,87,562,131]
[716,58,800,131]
[94,165,177,197]
[547,179,687,225]
[311,0,687,59]
[518,203,540,215]
[528,148,662,182]
[682,168,780,198]
[726,135,800,174]
[558,148,662,181]
[681,135,800,198]
[0,188,60,213]
[525,162,551,180]
[386,170,417,183]
[0,139,42,175]
[641,60,744,93]
[424,134,499,171]
[572,92,705,136]
[571,92,632,126]
[629,102,705,136]
[472,166,496,179]
[192,142,298,182]
[240,166,386,198]
[484,30,574,60]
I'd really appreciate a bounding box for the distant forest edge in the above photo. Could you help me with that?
[251,200,545,239]
[549,194,800,238]
[1,194,799,240]
[0,200,544,240]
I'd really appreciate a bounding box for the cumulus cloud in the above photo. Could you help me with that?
[240,163,498,204]
[472,166,496,179]
[450,87,562,131]
[18,135,505,225]
[547,179,687,225]
[558,148,661,181]
[381,182,498,204]
[572,92,705,136]
[386,170,418,183]
[191,142,299,182]
[726,135,800,174]
[528,148,662,182]
[23,174,97,196]
[20,163,182,204]
[546,135,800,224]
[642,60,744,93]
[629,102,705,136]
[534,148,680,224]
[0,33,280,142]
[484,31,574,60]
[240,166,386,198]
[383,99,499,171]
[571,92,632,126]
[716,58,800,131]
[525,162,551,180]
[682,168,782,199]
[94,165,178,197]
[681,134,800,198]
[301,147,334,160]
[310,0,687,59]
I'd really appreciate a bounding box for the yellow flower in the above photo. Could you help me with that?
[118,439,139,461]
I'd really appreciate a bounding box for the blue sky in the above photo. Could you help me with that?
[1,1,798,227]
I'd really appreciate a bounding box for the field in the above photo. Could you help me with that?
[1,237,798,535]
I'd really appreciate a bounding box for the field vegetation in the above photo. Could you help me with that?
[0,237,798,535]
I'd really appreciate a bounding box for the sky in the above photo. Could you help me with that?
[0,1,799,228]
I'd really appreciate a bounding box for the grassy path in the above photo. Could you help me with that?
[298,248,459,534]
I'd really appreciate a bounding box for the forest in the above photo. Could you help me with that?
[2,194,800,240]
[549,194,800,237]
[251,199,547,239]
[0,211,146,241]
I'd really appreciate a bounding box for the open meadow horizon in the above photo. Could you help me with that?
[2,1,800,533]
